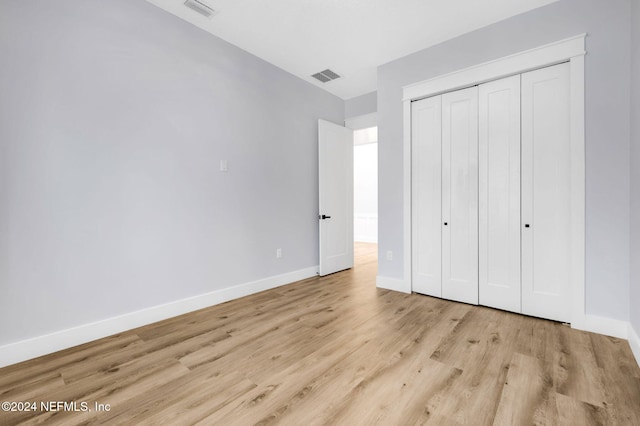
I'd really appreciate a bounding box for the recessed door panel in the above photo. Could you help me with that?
[442,86,478,305]
[479,75,521,313]
[521,63,571,322]
[411,96,442,297]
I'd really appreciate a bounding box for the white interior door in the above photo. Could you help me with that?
[479,75,522,313]
[442,86,479,305]
[412,95,442,297]
[521,63,571,322]
[319,119,354,276]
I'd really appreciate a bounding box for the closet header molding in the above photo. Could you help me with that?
[402,34,586,101]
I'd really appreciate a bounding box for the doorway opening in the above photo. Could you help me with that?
[353,126,378,268]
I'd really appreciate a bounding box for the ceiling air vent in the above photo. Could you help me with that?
[311,69,342,83]
[184,0,217,19]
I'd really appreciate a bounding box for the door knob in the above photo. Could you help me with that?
[444,222,448,226]
[524,224,530,228]
[320,215,332,220]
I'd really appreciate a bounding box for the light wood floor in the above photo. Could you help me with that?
[1,243,639,425]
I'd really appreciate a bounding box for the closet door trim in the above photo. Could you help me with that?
[400,35,585,329]
[403,34,585,101]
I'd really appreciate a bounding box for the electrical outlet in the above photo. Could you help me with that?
[276,248,282,259]
[220,159,228,172]
[386,250,393,261]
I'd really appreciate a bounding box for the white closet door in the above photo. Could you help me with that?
[442,86,478,305]
[411,96,442,297]
[521,63,571,323]
[479,75,521,313]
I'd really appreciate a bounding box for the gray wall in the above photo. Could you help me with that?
[0,0,343,346]
[377,0,631,321]
[345,91,377,119]
[631,0,640,333]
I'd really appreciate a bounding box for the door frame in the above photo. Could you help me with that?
[400,34,586,328]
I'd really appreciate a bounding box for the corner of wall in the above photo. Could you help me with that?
[628,322,640,368]
[376,276,411,294]
[344,91,378,120]
[629,0,640,362]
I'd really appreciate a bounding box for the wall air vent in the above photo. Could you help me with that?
[311,69,342,83]
[184,0,217,19]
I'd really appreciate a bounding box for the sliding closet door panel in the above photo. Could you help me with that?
[412,96,442,297]
[521,63,571,323]
[478,75,521,313]
[442,86,478,305]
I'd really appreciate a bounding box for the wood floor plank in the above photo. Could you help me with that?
[193,325,377,425]
[309,305,469,426]
[493,352,556,425]
[246,301,467,425]
[200,292,439,424]
[515,314,563,362]
[109,370,257,425]
[0,243,638,425]
[555,326,607,408]
[1,358,189,426]
[178,309,332,371]
[555,392,607,426]
[589,332,640,425]
[0,333,143,391]
[428,307,523,425]
[430,307,504,369]
[59,327,230,384]
[0,371,66,404]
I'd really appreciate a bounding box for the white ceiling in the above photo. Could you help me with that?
[146,0,559,100]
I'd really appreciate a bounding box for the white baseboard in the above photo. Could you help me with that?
[629,323,640,369]
[579,314,629,339]
[376,275,411,294]
[0,266,318,369]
